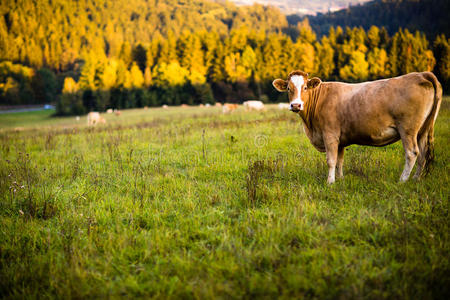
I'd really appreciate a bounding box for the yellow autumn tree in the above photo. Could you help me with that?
[367,48,388,79]
[144,66,152,87]
[130,63,144,88]
[152,61,189,86]
[224,52,249,82]
[62,77,78,93]
[340,50,369,81]
[101,59,118,89]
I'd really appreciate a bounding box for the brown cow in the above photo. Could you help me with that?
[222,103,238,113]
[273,70,442,184]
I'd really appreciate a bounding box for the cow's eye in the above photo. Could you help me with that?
[303,86,307,91]
[287,86,290,92]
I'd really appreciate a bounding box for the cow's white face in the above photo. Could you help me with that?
[272,71,322,113]
[288,75,306,112]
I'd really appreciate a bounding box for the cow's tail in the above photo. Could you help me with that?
[421,72,442,175]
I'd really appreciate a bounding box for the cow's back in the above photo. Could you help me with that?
[316,72,436,147]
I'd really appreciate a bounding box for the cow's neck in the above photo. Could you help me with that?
[299,85,321,130]
[298,85,325,151]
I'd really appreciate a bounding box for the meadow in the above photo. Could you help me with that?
[0,99,449,299]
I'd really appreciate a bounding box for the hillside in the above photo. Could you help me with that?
[301,0,450,38]
[0,0,287,70]
[230,0,371,15]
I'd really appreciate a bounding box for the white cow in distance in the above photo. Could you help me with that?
[87,112,106,126]
[243,100,265,111]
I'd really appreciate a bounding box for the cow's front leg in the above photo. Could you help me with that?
[336,147,345,179]
[325,141,339,184]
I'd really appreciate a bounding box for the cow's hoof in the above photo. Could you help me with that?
[412,174,421,180]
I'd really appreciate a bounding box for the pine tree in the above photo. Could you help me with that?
[132,44,147,72]
[296,18,316,44]
[367,26,380,50]
[433,34,450,93]
[31,68,57,103]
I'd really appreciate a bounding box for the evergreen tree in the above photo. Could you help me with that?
[132,44,147,72]
[433,34,450,93]
[296,18,317,44]
[367,26,380,50]
[31,68,57,103]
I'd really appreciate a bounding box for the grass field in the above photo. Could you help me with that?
[0,99,449,299]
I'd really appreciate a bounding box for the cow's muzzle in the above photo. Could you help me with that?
[290,103,302,112]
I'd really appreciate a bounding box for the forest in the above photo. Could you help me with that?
[304,0,450,38]
[0,0,449,115]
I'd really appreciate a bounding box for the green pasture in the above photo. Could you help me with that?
[0,100,449,298]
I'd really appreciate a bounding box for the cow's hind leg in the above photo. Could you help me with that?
[413,131,428,180]
[336,147,345,179]
[399,130,419,182]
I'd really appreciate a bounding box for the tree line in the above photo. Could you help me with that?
[0,0,449,115]
[303,0,450,39]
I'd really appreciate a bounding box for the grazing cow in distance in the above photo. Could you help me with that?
[215,102,222,107]
[243,100,265,111]
[115,110,122,116]
[87,112,106,126]
[273,70,442,184]
[106,108,113,114]
[222,103,238,113]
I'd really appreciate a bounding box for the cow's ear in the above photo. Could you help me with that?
[307,77,322,89]
[272,79,288,92]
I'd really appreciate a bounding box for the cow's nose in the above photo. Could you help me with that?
[290,103,300,111]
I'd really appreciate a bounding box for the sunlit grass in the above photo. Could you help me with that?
[0,100,448,298]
